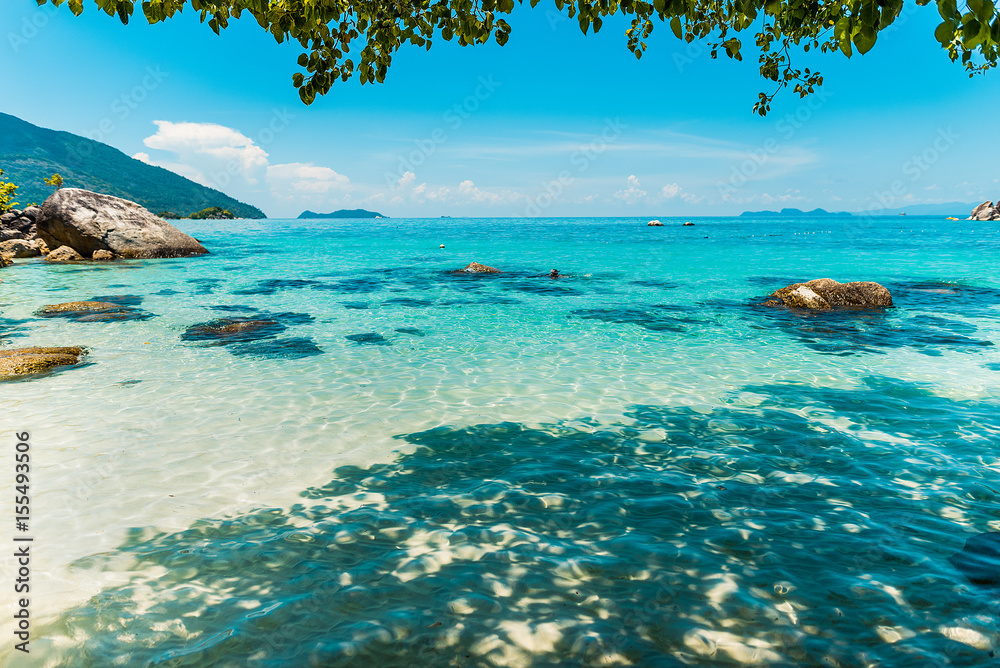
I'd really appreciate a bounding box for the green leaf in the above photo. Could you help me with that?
[670,16,682,38]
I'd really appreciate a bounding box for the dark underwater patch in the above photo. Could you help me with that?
[313,277,385,293]
[228,337,324,360]
[749,300,993,356]
[508,280,582,296]
[0,316,30,344]
[394,328,425,337]
[629,279,682,290]
[341,302,371,310]
[345,332,390,346]
[384,297,435,308]
[153,289,182,296]
[233,279,324,295]
[571,304,704,333]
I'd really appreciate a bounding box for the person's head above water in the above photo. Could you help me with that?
[550,269,559,278]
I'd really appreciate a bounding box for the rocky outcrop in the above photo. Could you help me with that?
[647,220,663,226]
[36,189,209,259]
[968,201,1000,221]
[0,346,87,381]
[45,245,83,262]
[765,278,893,309]
[458,262,502,274]
[0,207,39,242]
[92,249,115,261]
[682,222,695,226]
[0,239,42,258]
[0,254,11,269]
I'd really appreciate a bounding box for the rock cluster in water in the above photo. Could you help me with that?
[765,278,893,309]
[0,346,87,380]
[969,201,1000,221]
[37,188,208,260]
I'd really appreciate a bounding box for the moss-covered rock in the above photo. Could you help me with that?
[765,278,893,309]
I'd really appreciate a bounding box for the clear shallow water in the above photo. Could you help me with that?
[1,216,1000,666]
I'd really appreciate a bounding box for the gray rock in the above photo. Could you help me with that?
[969,201,996,221]
[36,188,208,259]
[0,211,18,226]
[0,229,25,242]
[0,239,41,258]
[765,278,893,309]
[20,206,40,222]
[45,245,84,262]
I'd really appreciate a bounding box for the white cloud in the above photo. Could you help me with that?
[267,162,350,194]
[143,120,269,183]
[132,150,210,186]
[659,182,703,204]
[613,175,647,204]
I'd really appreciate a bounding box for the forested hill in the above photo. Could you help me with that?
[0,112,265,218]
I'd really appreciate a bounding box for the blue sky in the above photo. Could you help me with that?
[1,1,998,218]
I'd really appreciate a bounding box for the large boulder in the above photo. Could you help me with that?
[765,278,893,309]
[0,346,87,381]
[0,239,41,258]
[36,189,209,259]
[969,201,1000,221]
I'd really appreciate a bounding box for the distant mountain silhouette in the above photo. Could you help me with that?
[0,112,265,218]
[298,209,386,219]
[739,207,852,218]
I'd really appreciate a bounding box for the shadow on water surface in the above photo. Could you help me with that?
[50,378,1000,667]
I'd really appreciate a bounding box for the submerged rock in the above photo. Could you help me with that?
[949,532,1000,586]
[765,278,893,309]
[458,262,502,274]
[181,317,286,344]
[36,300,151,322]
[0,346,87,380]
[45,245,84,262]
[0,239,42,258]
[36,188,208,259]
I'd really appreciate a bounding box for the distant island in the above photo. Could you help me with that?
[739,208,852,218]
[298,209,385,219]
[0,112,265,218]
[159,207,236,220]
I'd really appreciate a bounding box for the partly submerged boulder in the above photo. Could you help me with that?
[765,278,893,309]
[0,346,87,381]
[647,220,663,226]
[458,262,502,274]
[0,254,11,269]
[45,245,84,262]
[36,188,208,259]
[36,300,151,322]
[0,239,42,258]
[37,301,122,315]
[91,249,115,261]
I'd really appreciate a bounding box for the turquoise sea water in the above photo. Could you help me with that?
[2,215,1000,667]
